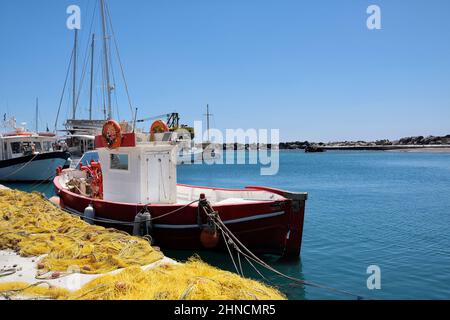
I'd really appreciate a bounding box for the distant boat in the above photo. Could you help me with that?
[304,144,325,153]
[0,126,70,182]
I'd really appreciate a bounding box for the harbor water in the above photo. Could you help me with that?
[5,150,450,299]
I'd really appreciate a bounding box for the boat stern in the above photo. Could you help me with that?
[246,186,308,259]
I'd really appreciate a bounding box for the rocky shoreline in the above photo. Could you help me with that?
[278,134,450,151]
[199,134,450,152]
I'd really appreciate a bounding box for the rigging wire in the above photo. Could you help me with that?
[54,48,74,132]
[74,2,97,117]
[93,59,104,118]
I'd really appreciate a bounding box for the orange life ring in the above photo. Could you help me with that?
[150,120,169,141]
[102,120,122,149]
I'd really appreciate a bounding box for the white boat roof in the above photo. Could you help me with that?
[64,134,95,139]
[0,134,55,140]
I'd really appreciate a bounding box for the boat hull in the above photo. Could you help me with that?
[0,152,70,182]
[54,178,307,258]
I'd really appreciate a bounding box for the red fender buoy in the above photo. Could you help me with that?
[200,228,220,248]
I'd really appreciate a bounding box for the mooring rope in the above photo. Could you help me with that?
[221,230,241,277]
[62,199,200,225]
[201,204,370,300]
[27,170,58,190]
[2,153,39,179]
[56,192,369,299]
[0,268,17,278]
[0,281,52,300]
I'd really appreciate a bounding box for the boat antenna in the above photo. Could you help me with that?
[100,0,112,120]
[89,34,95,120]
[72,28,78,119]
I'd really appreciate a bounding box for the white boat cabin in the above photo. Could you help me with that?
[59,128,285,206]
[0,131,57,161]
[97,132,178,204]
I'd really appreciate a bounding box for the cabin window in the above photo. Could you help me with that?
[43,141,52,152]
[110,154,129,170]
[34,142,42,152]
[11,142,21,154]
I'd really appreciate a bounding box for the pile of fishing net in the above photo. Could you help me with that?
[0,258,284,300]
[0,189,285,300]
[0,189,163,273]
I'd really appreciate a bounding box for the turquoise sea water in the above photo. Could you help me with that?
[4,150,450,299]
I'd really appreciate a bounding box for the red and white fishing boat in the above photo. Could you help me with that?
[53,120,308,258]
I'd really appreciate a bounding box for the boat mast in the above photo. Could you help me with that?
[100,0,112,120]
[72,29,78,119]
[206,104,211,143]
[89,34,95,120]
[35,97,38,133]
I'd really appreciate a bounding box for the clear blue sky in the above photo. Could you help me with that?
[1,0,449,142]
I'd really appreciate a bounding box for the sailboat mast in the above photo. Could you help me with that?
[100,0,112,120]
[206,104,210,142]
[72,29,78,119]
[35,97,38,133]
[89,34,95,120]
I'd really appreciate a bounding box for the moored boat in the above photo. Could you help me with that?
[0,128,70,182]
[53,120,307,258]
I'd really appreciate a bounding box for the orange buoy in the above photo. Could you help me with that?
[102,120,122,149]
[149,120,170,141]
[200,228,220,248]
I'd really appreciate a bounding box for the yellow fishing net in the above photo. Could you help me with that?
[0,189,163,274]
[0,189,285,300]
[0,281,70,300]
[67,258,285,300]
[0,258,284,300]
